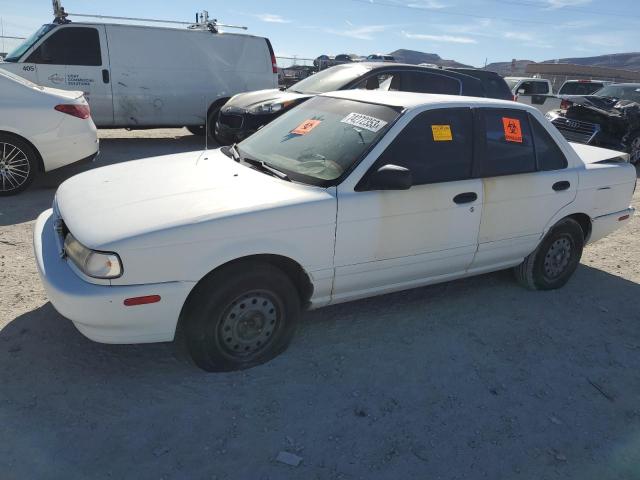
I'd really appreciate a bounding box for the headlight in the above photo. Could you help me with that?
[64,234,122,279]
[248,100,296,115]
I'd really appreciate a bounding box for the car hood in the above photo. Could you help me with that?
[224,89,313,110]
[55,149,333,250]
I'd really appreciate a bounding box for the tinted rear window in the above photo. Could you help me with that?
[401,71,461,95]
[558,82,604,95]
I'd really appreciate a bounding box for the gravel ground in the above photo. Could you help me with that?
[1,128,639,480]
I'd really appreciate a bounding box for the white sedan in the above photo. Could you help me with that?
[0,69,98,195]
[34,91,636,371]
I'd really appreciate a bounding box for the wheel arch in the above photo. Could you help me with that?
[178,253,315,327]
[0,129,45,172]
[565,212,592,242]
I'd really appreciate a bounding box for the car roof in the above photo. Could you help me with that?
[321,89,536,111]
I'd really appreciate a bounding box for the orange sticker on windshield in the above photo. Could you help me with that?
[291,119,321,135]
[502,117,523,143]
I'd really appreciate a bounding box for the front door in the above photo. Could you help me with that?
[24,25,114,126]
[333,107,482,301]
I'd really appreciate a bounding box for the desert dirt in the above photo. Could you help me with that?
[1,128,639,480]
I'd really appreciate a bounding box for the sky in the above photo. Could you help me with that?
[0,0,639,67]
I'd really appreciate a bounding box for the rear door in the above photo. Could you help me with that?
[25,25,114,126]
[469,108,577,270]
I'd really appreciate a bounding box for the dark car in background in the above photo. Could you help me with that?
[547,83,640,164]
[557,79,611,96]
[214,63,490,145]
[446,68,514,101]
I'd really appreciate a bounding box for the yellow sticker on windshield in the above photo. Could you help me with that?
[431,124,453,141]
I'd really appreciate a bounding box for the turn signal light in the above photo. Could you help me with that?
[124,295,161,306]
[55,104,91,119]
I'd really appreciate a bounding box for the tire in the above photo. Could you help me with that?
[186,125,205,136]
[206,102,225,145]
[0,133,38,196]
[182,262,301,372]
[627,132,640,165]
[514,218,584,290]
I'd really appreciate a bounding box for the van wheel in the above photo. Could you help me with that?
[186,126,205,136]
[0,134,38,196]
[514,218,584,290]
[183,262,301,372]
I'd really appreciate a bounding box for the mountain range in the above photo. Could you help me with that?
[388,49,640,74]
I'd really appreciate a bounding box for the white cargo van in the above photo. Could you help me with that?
[1,22,278,134]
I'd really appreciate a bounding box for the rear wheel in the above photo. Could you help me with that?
[183,262,301,372]
[628,133,640,165]
[514,218,584,290]
[0,134,38,196]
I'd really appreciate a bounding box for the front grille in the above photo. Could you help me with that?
[551,116,600,144]
[219,112,244,129]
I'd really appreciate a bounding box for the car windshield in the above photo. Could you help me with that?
[237,96,400,186]
[287,64,370,94]
[594,84,640,102]
[4,24,56,62]
[558,82,605,95]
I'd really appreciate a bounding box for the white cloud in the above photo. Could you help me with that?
[579,33,625,48]
[545,0,592,8]
[402,31,477,43]
[504,32,534,42]
[254,13,291,23]
[326,25,390,40]
[406,0,448,8]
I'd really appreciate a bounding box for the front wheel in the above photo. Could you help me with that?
[182,263,301,372]
[0,134,38,196]
[514,218,585,290]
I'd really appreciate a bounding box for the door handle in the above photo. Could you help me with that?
[453,192,478,204]
[102,69,110,84]
[552,181,570,191]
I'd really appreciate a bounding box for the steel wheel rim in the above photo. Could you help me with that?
[630,136,640,164]
[544,236,572,279]
[218,290,281,358]
[0,142,30,192]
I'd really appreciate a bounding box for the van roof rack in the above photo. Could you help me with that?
[51,0,247,32]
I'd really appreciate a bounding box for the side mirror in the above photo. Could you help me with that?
[362,164,412,191]
[517,88,525,95]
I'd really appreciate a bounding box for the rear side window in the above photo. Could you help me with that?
[375,107,473,185]
[483,76,513,100]
[529,115,568,171]
[519,81,549,95]
[558,82,603,96]
[27,27,101,66]
[479,108,535,177]
[401,72,461,95]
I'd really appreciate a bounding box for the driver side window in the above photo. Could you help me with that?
[372,107,474,185]
[26,27,102,66]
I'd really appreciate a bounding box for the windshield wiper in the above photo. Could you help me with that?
[242,157,291,181]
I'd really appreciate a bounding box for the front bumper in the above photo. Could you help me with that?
[33,209,195,344]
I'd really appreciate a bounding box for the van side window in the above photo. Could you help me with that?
[374,107,473,185]
[479,108,536,177]
[27,27,101,66]
[529,114,568,171]
[401,72,461,95]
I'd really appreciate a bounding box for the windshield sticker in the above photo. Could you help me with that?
[341,113,388,133]
[431,125,453,142]
[291,119,322,135]
[502,117,523,143]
